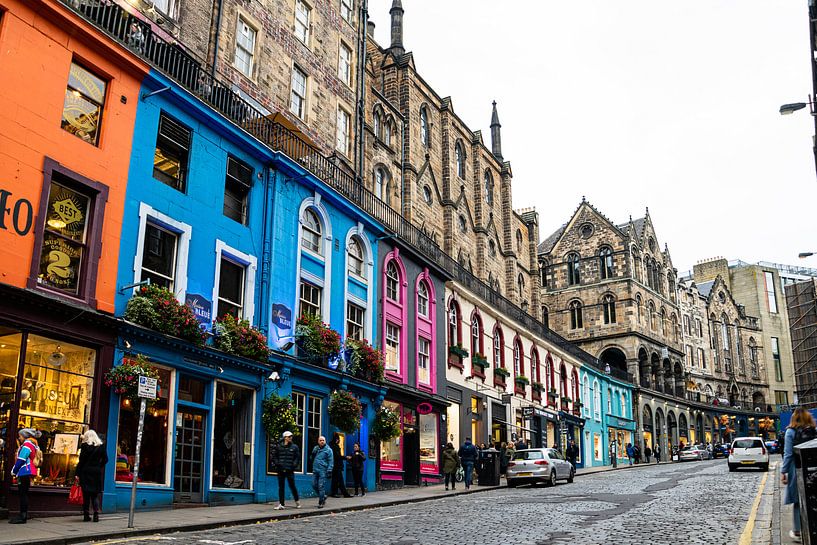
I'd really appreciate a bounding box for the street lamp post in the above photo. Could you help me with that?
[799,252,816,259]
[779,98,817,178]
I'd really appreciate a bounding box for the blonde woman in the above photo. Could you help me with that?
[781,407,816,541]
[76,430,108,522]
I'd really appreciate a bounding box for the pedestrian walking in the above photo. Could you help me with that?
[310,436,333,508]
[347,443,366,496]
[499,442,508,476]
[565,439,578,470]
[653,444,661,464]
[329,433,351,498]
[75,430,108,522]
[644,445,652,462]
[458,437,478,490]
[609,440,618,468]
[9,428,41,524]
[442,442,459,491]
[515,437,528,450]
[273,431,301,510]
[782,407,816,541]
[626,442,634,465]
[633,444,641,464]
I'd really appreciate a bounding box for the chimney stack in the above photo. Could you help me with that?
[390,0,404,58]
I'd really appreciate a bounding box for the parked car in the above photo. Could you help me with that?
[728,437,769,471]
[764,439,780,454]
[712,443,730,458]
[679,444,713,461]
[506,448,574,487]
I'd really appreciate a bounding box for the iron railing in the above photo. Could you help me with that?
[63,0,612,374]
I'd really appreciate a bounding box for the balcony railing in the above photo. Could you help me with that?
[62,0,621,379]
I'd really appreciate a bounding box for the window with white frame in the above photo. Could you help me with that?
[340,0,353,22]
[347,302,364,341]
[301,208,322,254]
[299,281,321,317]
[290,66,308,119]
[152,0,177,17]
[593,380,601,421]
[417,281,429,317]
[620,393,627,418]
[294,0,311,44]
[234,17,257,78]
[420,107,429,147]
[336,107,351,156]
[455,142,465,178]
[418,337,430,385]
[764,271,778,313]
[338,42,352,86]
[141,223,178,290]
[493,330,503,368]
[216,257,245,319]
[607,388,612,414]
[385,322,400,372]
[386,261,400,302]
[583,377,591,417]
[347,237,365,278]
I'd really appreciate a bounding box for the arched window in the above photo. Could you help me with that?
[607,388,613,414]
[735,320,744,374]
[484,170,494,205]
[567,253,581,286]
[417,281,429,317]
[384,119,392,146]
[593,379,601,421]
[448,300,461,349]
[620,392,627,418]
[420,106,429,147]
[572,369,580,405]
[636,294,643,323]
[347,236,365,277]
[513,339,523,378]
[583,375,591,417]
[374,167,388,200]
[648,301,657,330]
[517,273,525,299]
[455,142,465,178]
[569,300,583,329]
[671,314,679,342]
[531,348,540,385]
[539,260,548,288]
[603,294,616,324]
[542,306,549,330]
[471,313,483,359]
[493,327,504,368]
[373,110,382,139]
[301,208,322,254]
[599,246,613,280]
[660,308,667,337]
[646,258,654,289]
[516,230,524,252]
[559,363,568,398]
[488,240,496,257]
[386,261,400,302]
[749,337,758,377]
[667,273,676,301]
[545,356,553,391]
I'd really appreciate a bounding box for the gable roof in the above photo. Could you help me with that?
[538,223,567,254]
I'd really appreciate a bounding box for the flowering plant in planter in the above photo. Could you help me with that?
[448,344,469,359]
[472,353,490,369]
[295,313,341,364]
[371,406,401,441]
[514,375,530,386]
[494,367,510,379]
[213,314,270,363]
[346,339,385,383]
[262,393,299,442]
[547,388,558,398]
[328,390,362,433]
[124,284,206,345]
[532,381,545,393]
[561,396,572,406]
[104,354,161,405]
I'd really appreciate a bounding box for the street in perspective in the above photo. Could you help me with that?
[0,1,816,544]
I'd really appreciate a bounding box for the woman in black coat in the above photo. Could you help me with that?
[76,430,108,522]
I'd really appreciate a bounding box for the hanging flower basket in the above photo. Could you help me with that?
[371,406,401,441]
[213,314,270,363]
[262,393,299,442]
[514,375,530,386]
[104,354,161,406]
[295,314,341,364]
[448,344,469,359]
[494,367,510,379]
[328,390,362,433]
[472,354,490,369]
[532,381,545,393]
[124,284,206,345]
[346,339,385,383]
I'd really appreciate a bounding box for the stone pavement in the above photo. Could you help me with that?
[0,460,762,545]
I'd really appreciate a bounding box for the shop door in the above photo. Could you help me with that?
[174,409,206,503]
[403,426,419,485]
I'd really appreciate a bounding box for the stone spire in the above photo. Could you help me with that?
[390,0,405,58]
[490,101,502,160]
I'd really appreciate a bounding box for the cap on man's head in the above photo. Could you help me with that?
[282,431,293,438]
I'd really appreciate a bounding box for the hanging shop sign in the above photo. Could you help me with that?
[185,293,212,327]
[271,303,293,349]
[417,402,433,415]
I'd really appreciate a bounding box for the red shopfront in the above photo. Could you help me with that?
[379,398,443,487]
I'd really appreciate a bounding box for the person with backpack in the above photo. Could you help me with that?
[442,442,459,491]
[458,437,478,490]
[10,428,41,524]
[76,429,108,522]
[626,442,634,465]
[782,407,816,541]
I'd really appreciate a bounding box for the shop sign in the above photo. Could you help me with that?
[0,189,34,236]
[271,303,293,348]
[534,408,547,418]
[522,407,535,418]
[417,402,433,415]
[137,375,158,399]
[185,293,212,327]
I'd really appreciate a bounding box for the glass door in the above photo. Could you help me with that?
[173,409,205,503]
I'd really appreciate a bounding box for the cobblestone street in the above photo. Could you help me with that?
[92,460,765,545]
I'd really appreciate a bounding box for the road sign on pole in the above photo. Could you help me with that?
[128,376,158,528]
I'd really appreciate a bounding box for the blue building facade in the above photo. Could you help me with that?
[105,69,385,512]
[578,364,636,468]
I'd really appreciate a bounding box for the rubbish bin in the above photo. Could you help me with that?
[795,437,817,545]
[478,448,500,486]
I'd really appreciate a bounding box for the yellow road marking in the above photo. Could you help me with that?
[738,462,774,545]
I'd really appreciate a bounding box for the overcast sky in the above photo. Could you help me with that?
[367,1,817,274]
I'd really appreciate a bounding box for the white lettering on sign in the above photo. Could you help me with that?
[137,375,158,399]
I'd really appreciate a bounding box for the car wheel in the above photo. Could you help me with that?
[761,463,769,472]
[567,468,574,484]
[728,464,736,472]
[547,471,557,487]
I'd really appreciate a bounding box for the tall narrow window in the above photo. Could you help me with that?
[471,315,482,358]
[217,258,245,319]
[513,340,523,377]
[448,302,460,348]
[299,281,321,317]
[749,338,758,377]
[420,107,429,147]
[517,274,525,300]
[569,300,583,329]
[340,0,353,22]
[347,237,365,277]
[384,120,392,146]
[234,18,257,78]
[346,302,364,341]
[153,114,190,192]
[373,111,382,139]
[336,107,351,156]
[599,247,613,280]
[141,224,178,291]
[386,262,400,302]
[698,347,706,370]
[290,66,308,119]
[224,156,252,224]
[455,142,465,178]
[771,337,782,382]
[62,62,106,146]
[683,315,690,335]
[602,294,616,324]
[567,253,581,286]
[375,167,388,200]
[418,337,430,385]
[484,171,494,206]
[385,323,400,373]
[493,329,503,368]
[294,0,311,44]
[417,281,429,317]
[539,260,548,288]
[764,271,778,313]
[542,306,549,330]
[338,42,352,86]
[301,209,322,254]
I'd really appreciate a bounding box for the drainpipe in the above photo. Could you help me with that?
[400,70,407,217]
[258,166,275,336]
[354,0,369,186]
[210,0,225,79]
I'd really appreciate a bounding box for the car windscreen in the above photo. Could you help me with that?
[513,450,544,460]
[733,439,763,449]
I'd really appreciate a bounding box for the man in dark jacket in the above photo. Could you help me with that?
[329,432,351,498]
[565,439,579,470]
[274,431,301,510]
[458,437,478,490]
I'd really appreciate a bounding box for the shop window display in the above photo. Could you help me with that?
[418,413,438,473]
[0,328,22,482]
[213,382,253,489]
[116,366,172,484]
[380,401,402,471]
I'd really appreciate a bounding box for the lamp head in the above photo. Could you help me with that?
[779,102,808,115]
[799,252,814,259]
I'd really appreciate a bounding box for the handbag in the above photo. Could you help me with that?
[68,483,84,505]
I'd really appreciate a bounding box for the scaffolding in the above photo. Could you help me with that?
[785,279,817,408]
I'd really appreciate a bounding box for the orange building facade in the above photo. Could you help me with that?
[0,0,146,515]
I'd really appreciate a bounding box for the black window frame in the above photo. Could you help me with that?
[153,113,191,193]
[223,155,253,225]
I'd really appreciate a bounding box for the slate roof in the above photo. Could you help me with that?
[697,280,715,298]
[538,223,567,254]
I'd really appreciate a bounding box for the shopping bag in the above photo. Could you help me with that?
[68,483,84,505]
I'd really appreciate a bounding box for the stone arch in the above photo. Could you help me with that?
[673,361,684,398]
[638,347,650,388]
[651,352,661,391]
[729,384,739,407]
[642,404,654,450]
[662,357,672,393]
[679,413,689,445]
[600,346,628,375]
[654,407,665,454]
[667,410,678,448]
[752,391,766,411]
[695,413,704,443]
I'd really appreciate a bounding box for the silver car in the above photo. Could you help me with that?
[678,444,713,461]
[506,448,575,487]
